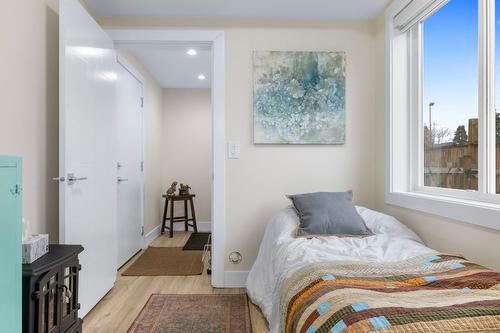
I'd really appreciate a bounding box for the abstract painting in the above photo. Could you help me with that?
[253,51,346,144]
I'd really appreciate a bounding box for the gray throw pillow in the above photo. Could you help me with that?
[287,192,372,238]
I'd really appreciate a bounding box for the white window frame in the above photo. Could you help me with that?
[385,0,500,230]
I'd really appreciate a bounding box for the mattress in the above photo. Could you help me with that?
[246,206,500,332]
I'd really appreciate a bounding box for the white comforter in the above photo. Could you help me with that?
[246,206,437,333]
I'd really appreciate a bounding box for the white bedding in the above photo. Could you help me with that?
[246,206,437,333]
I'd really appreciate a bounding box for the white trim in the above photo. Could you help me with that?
[116,54,145,84]
[484,0,497,195]
[143,224,161,248]
[106,29,226,288]
[385,0,500,230]
[58,0,67,244]
[386,191,500,230]
[479,0,488,195]
[107,30,222,43]
[394,0,449,32]
[223,271,249,288]
[211,33,226,288]
[114,41,212,51]
[409,24,422,191]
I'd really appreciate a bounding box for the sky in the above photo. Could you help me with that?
[422,0,488,137]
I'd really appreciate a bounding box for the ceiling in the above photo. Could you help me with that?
[120,45,211,89]
[97,0,391,88]
[85,0,390,20]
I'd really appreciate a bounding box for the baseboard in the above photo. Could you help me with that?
[224,271,249,288]
[142,222,212,248]
[143,224,161,248]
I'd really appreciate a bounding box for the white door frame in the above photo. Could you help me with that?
[105,29,226,288]
[116,54,146,255]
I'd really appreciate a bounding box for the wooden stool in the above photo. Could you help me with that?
[161,194,198,238]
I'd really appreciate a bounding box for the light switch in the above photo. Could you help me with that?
[228,142,240,159]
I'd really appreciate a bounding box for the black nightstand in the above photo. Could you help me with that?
[22,245,84,333]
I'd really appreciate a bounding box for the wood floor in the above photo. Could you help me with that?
[82,232,269,332]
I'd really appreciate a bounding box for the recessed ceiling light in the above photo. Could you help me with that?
[198,74,206,80]
[187,49,197,56]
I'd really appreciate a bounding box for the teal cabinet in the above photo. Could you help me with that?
[0,156,22,332]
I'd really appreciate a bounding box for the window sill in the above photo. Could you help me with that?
[386,191,500,231]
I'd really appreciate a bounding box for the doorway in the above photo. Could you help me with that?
[114,41,214,277]
[107,29,226,288]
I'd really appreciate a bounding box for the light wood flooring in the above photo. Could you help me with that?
[82,231,269,332]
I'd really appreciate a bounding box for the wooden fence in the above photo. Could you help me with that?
[424,143,500,193]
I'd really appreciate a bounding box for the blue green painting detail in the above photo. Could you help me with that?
[253,51,346,144]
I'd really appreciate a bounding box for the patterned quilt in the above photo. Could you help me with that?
[280,254,500,333]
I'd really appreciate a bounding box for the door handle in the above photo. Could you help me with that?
[52,176,66,182]
[67,173,88,185]
[117,177,129,183]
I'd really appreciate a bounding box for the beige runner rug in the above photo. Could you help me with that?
[122,247,203,276]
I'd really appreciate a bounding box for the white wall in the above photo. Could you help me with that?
[8,5,499,276]
[162,89,212,222]
[117,51,165,234]
[0,2,165,240]
[0,0,59,239]
[224,26,378,270]
[99,18,378,271]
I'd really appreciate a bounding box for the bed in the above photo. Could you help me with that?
[246,206,500,333]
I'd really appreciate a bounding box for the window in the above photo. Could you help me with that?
[386,0,500,229]
[422,0,479,191]
[496,0,500,194]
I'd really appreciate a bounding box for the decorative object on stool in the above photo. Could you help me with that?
[128,294,252,333]
[161,194,198,238]
[166,181,178,197]
[178,183,191,195]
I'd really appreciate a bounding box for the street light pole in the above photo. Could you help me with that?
[429,102,435,145]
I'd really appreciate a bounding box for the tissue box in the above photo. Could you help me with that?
[22,234,49,264]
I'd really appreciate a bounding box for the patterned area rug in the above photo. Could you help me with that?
[128,294,252,333]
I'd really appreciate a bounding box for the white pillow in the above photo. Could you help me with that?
[356,206,423,243]
[266,205,424,244]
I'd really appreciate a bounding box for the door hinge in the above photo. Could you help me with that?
[141,161,144,172]
[141,226,144,236]
[140,97,144,108]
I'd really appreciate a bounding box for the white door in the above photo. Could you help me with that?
[116,61,144,267]
[59,0,117,316]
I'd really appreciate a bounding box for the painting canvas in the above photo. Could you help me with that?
[253,51,346,144]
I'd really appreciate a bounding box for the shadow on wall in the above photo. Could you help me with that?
[45,5,59,241]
